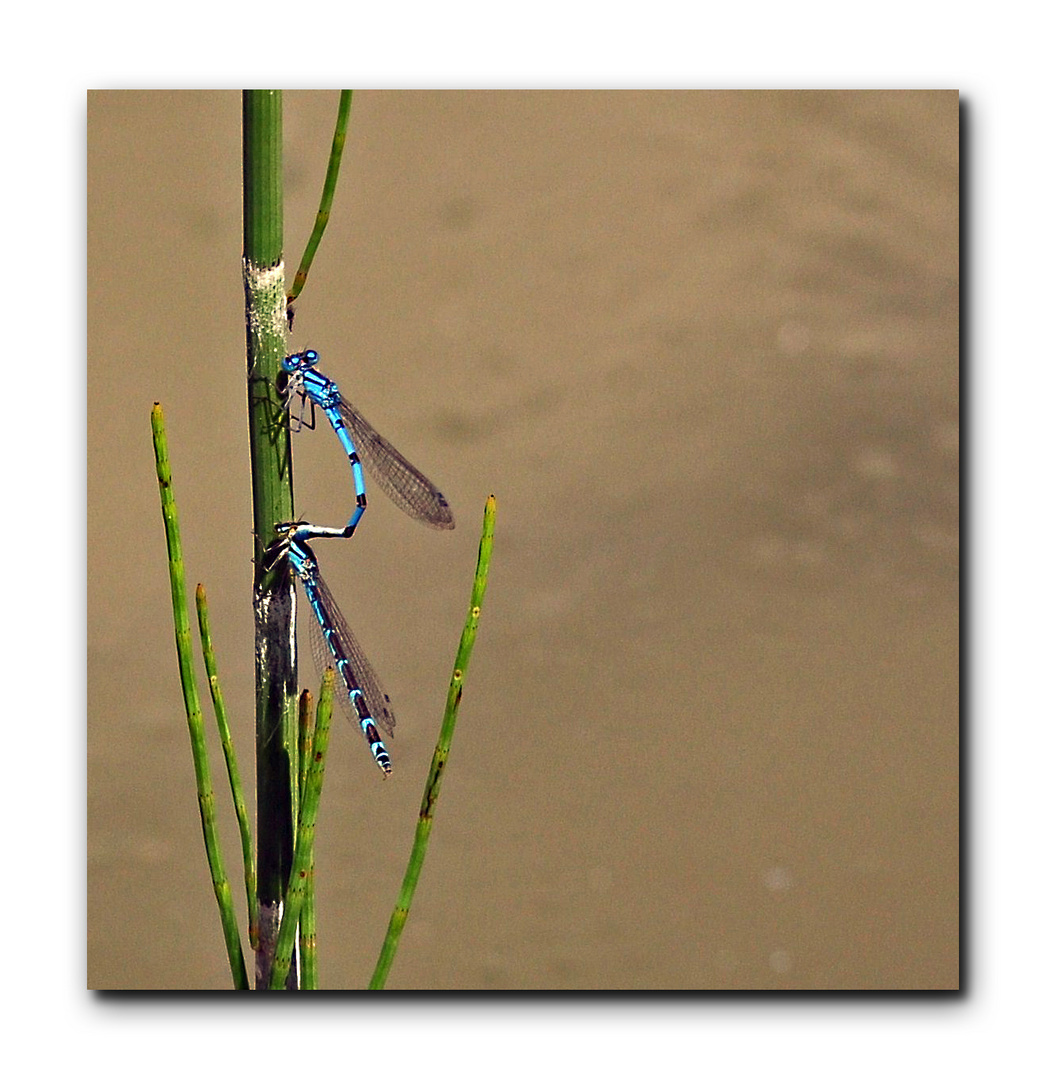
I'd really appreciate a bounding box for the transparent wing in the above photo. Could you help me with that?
[337,399,455,529]
[304,568,396,738]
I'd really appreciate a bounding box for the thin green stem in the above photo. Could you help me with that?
[270,669,336,991]
[243,89,298,989]
[196,583,259,951]
[286,90,353,308]
[297,690,318,989]
[297,689,314,807]
[151,403,249,991]
[369,495,497,990]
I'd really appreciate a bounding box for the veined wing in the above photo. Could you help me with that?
[337,398,455,530]
[305,567,396,738]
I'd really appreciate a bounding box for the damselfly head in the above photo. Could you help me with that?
[260,521,319,576]
[283,349,321,375]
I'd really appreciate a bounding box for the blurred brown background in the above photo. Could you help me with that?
[87,90,958,990]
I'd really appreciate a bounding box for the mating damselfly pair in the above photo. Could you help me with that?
[263,350,453,776]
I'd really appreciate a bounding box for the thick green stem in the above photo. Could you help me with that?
[243,89,297,989]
